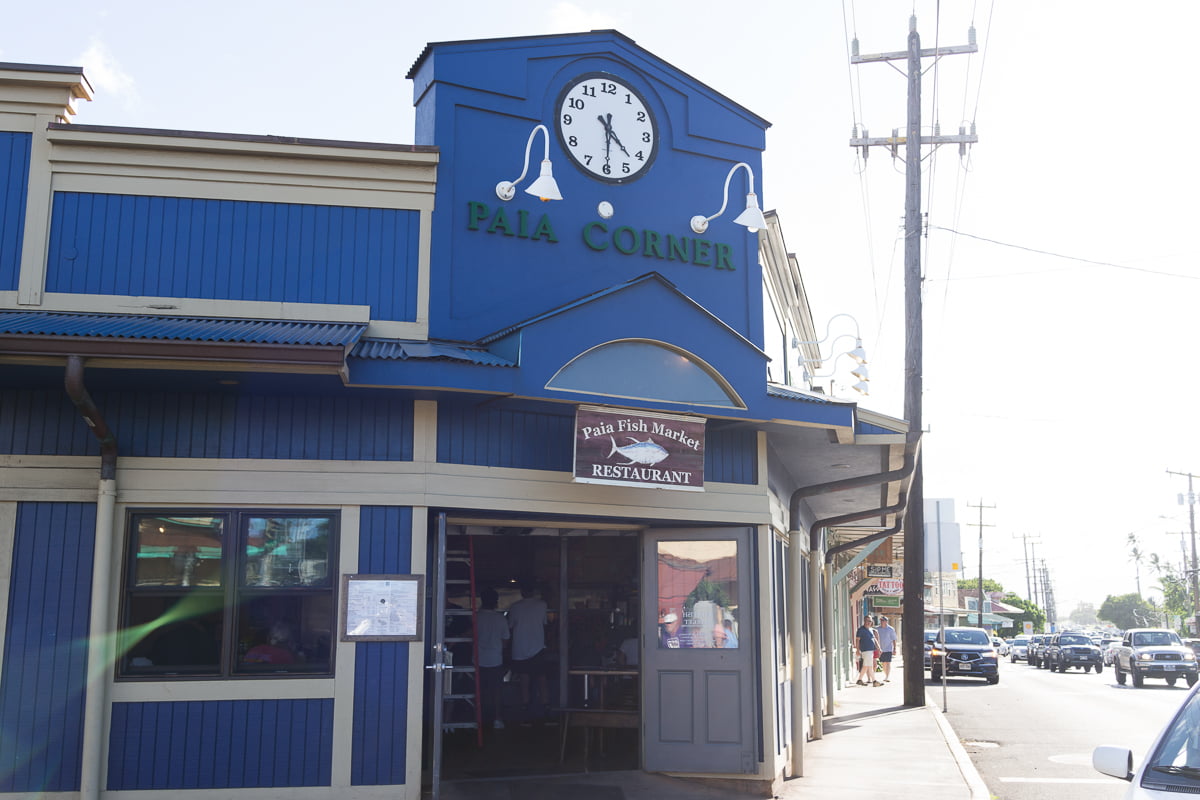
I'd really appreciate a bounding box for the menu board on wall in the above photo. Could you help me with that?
[340,574,424,641]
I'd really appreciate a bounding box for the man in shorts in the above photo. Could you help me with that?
[876,615,898,682]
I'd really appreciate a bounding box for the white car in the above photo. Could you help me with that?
[1094,681,1200,797]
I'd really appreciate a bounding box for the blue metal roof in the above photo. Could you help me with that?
[767,383,847,406]
[352,338,515,367]
[0,311,366,346]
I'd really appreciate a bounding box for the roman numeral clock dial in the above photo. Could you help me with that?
[555,73,659,184]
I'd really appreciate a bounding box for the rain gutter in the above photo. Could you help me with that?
[65,355,117,800]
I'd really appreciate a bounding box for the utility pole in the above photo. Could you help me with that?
[1014,532,1041,604]
[1168,470,1200,634]
[966,500,995,627]
[852,14,978,710]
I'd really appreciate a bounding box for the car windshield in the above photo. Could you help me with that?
[1060,635,1089,645]
[1134,631,1182,647]
[944,629,990,645]
[1144,687,1200,790]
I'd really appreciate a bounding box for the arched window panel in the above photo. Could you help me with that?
[547,339,745,409]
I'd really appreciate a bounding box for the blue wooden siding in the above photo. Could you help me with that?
[44,192,420,321]
[0,502,95,793]
[437,402,757,483]
[0,387,413,461]
[705,426,758,485]
[352,506,413,785]
[0,132,31,291]
[437,403,575,471]
[107,699,333,789]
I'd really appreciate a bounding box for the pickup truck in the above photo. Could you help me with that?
[1112,628,1199,688]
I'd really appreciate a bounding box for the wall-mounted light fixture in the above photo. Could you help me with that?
[794,313,870,395]
[689,162,767,234]
[496,124,563,202]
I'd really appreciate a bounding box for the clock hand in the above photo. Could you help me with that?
[607,127,631,157]
[598,114,613,163]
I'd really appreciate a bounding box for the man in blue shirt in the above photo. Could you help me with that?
[855,616,881,686]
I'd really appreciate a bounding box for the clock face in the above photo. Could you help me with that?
[555,72,659,184]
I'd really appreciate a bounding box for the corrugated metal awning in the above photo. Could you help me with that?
[351,338,514,367]
[0,310,367,370]
[0,311,366,346]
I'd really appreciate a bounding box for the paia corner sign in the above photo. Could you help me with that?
[573,405,705,491]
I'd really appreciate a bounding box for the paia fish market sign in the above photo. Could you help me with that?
[574,405,705,491]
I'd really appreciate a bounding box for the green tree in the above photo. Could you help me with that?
[1098,592,1161,630]
[957,578,1005,593]
[1150,553,1190,633]
[1002,593,1046,633]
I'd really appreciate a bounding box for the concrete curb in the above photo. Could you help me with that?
[926,690,992,799]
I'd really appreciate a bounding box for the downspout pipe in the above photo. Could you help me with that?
[65,356,117,800]
[789,441,919,758]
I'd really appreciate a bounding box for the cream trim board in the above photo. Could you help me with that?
[0,112,37,132]
[0,503,15,684]
[754,523,781,780]
[331,506,360,788]
[102,788,420,800]
[406,508,429,794]
[36,293,372,323]
[17,114,54,306]
[110,678,337,703]
[51,172,435,212]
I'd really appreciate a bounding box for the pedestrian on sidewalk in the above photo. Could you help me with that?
[855,615,881,686]
[876,615,898,682]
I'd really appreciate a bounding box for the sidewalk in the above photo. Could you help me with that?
[779,660,989,799]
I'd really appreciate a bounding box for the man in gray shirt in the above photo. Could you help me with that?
[876,615,899,682]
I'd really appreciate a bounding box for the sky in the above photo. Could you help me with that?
[4,0,1199,621]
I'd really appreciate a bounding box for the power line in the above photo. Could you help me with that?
[929,226,1200,279]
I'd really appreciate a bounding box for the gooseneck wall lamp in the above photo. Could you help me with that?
[496,124,563,202]
[794,313,870,396]
[689,162,767,234]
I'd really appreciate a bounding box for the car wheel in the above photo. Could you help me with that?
[1115,663,1126,685]
[1095,663,1103,674]
[986,674,999,685]
[1188,673,1198,688]
[1010,655,1016,663]
[1167,676,1178,687]
[1132,668,1144,688]
[930,668,941,681]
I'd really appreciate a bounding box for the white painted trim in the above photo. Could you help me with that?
[330,507,360,788]
[34,293,372,323]
[16,114,54,305]
[99,787,420,800]
[0,502,15,685]
[406,508,429,796]
[0,112,36,132]
[109,679,337,703]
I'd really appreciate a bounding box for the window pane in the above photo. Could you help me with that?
[234,594,334,674]
[656,540,739,649]
[244,516,332,587]
[133,516,223,587]
[122,593,224,675]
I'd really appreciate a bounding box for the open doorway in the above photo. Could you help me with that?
[430,523,641,781]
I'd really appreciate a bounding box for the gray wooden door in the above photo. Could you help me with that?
[642,527,757,774]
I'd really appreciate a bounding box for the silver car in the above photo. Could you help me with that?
[1095,680,1200,797]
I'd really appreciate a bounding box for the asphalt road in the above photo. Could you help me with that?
[933,654,1192,800]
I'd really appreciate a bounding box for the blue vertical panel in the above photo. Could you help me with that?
[106,699,333,789]
[352,506,412,785]
[0,388,414,462]
[437,403,574,471]
[44,193,421,321]
[0,132,31,291]
[0,502,95,792]
[705,426,758,485]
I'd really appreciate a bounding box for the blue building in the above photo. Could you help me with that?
[0,33,911,800]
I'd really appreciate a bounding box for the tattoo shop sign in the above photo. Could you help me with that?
[574,405,705,491]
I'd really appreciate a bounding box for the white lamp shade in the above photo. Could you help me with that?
[851,363,869,381]
[852,381,869,395]
[525,159,562,201]
[732,192,767,232]
[848,343,868,363]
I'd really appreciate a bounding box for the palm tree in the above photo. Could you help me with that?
[1128,532,1145,598]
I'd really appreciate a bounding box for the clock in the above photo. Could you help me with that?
[555,72,659,184]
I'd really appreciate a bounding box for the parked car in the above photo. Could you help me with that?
[928,626,999,684]
[1009,635,1031,663]
[1113,628,1199,688]
[1094,679,1200,796]
[923,629,939,669]
[1102,638,1122,666]
[992,636,1009,656]
[1044,631,1103,673]
[1027,634,1050,668]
